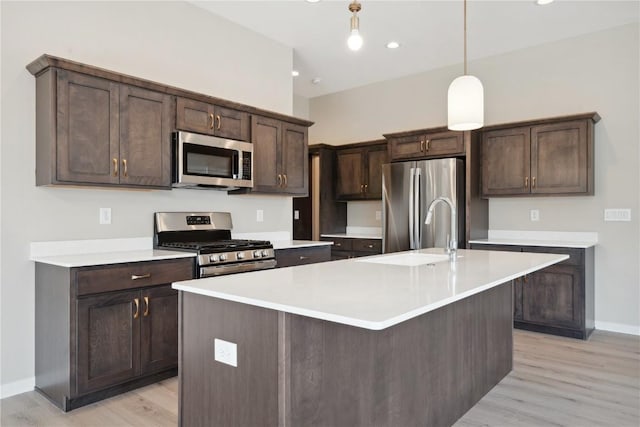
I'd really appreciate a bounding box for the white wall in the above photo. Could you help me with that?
[0,0,294,394]
[309,24,640,334]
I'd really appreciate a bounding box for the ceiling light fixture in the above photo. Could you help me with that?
[386,41,400,49]
[292,70,300,77]
[347,1,363,51]
[447,0,484,131]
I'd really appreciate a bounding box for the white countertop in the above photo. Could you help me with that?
[173,248,567,331]
[321,233,382,240]
[272,240,333,250]
[31,249,195,267]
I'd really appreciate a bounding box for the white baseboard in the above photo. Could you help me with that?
[596,321,640,336]
[0,377,34,399]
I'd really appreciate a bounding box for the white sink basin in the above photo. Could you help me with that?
[356,253,450,266]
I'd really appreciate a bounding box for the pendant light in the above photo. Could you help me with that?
[447,0,484,131]
[347,1,363,51]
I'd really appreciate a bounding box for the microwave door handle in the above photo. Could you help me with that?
[232,151,240,179]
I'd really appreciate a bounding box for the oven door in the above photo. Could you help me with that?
[173,131,253,188]
[199,259,277,277]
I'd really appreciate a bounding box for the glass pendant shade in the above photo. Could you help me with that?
[347,29,363,51]
[447,74,484,131]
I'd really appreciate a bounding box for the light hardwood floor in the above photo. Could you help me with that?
[2,330,638,426]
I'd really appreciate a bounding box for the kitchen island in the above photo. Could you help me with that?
[173,248,567,426]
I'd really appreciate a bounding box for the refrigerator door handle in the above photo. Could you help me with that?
[414,167,422,248]
[409,168,415,249]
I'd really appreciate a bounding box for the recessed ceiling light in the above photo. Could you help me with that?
[535,0,554,5]
[306,0,321,3]
[312,77,322,84]
[292,70,300,77]
[386,41,400,49]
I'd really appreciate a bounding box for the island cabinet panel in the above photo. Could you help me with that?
[35,257,193,411]
[469,243,593,339]
[480,113,599,197]
[175,97,250,142]
[274,246,331,268]
[177,282,513,427]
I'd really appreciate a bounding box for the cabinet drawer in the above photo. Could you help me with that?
[469,243,521,252]
[321,237,353,251]
[76,258,194,296]
[352,239,382,254]
[275,246,331,268]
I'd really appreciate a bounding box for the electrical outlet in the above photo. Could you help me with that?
[294,210,300,220]
[530,209,540,222]
[604,209,631,222]
[99,208,111,225]
[375,210,382,221]
[214,339,237,367]
[256,209,264,222]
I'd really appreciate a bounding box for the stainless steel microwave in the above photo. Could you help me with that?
[172,131,253,189]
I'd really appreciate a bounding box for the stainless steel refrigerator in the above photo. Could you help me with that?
[382,158,465,253]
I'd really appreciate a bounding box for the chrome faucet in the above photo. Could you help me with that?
[425,197,457,261]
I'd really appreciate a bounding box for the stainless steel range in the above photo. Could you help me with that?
[154,212,276,278]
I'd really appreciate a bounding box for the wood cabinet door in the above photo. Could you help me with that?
[213,105,250,142]
[364,145,388,199]
[422,131,465,157]
[56,70,120,185]
[176,97,214,135]
[523,265,583,329]
[531,120,589,194]
[140,286,178,374]
[119,85,172,188]
[281,123,308,195]
[251,115,282,192]
[388,134,426,161]
[76,290,140,394]
[481,127,531,196]
[336,148,365,200]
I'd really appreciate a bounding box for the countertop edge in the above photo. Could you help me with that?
[272,240,334,250]
[31,250,196,267]
[469,239,597,249]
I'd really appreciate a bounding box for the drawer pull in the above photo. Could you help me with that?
[367,244,374,248]
[143,296,150,317]
[133,298,140,319]
[299,256,309,260]
[335,243,342,247]
[131,273,151,280]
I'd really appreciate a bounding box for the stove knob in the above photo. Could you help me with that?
[209,254,219,262]
[237,252,245,260]
[253,250,263,258]
[219,254,227,261]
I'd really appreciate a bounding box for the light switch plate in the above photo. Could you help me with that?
[604,209,631,222]
[375,210,382,221]
[214,338,237,367]
[99,208,111,225]
[294,210,300,220]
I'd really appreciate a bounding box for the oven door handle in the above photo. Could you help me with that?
[200,259,277,277]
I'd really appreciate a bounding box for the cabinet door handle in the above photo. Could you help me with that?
[216,115,221,130]
[133,298,140,319]
[420,140,425,152]
[143,296,150,317]
[122,159,128,177]
[425,139,430,151]
[112,158,118,177]
[131,273,151,280]
[360,184,364,193]
[283,174,288,188]
[364,184,368,192]
[277,174,283,187]
[532,176,536,188]
[525,177,529,188]
[209,113,214,129]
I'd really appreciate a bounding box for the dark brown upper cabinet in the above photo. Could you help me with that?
[385,129,464,161]
[33,69,173,189]
[481,113,599,197]
[249,115,308,196]
[176,97,250,142]
[336,141,388,200]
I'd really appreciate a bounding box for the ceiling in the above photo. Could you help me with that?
[191,1,639,98]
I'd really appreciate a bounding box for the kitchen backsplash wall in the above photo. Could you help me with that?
[0,1,294,394]
[309,23,640,334]
[348,201,383,229]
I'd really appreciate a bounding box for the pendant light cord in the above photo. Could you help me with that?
[464,0,468,75]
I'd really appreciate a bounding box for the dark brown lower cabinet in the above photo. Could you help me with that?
[470,243,594,339]
[274,245,331,268]
[320,236,382,260]
[35,257,193,411]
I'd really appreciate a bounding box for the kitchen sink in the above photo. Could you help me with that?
[356,253,450,266]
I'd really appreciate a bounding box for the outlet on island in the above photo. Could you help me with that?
[214,338,237,367]
[256,209,264,222]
